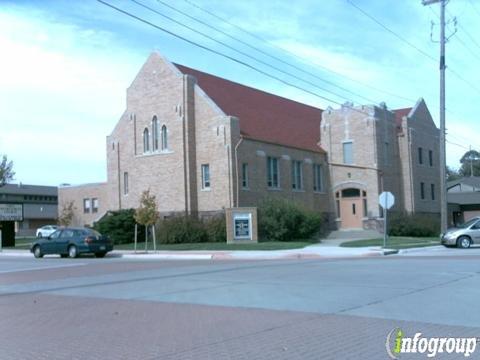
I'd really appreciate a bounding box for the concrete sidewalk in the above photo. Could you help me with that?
[0,244,394,260]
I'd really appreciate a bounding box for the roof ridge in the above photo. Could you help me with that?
[173,63,323,112]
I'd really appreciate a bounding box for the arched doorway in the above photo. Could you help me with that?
[336,188,367,229]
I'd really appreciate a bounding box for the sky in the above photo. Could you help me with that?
[1,0,479,186]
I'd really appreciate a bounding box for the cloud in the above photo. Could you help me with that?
[0,7,144,185]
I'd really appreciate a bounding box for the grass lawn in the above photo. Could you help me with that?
[340,236,440,250]
[115,241,314,251]
[4,237,36,250]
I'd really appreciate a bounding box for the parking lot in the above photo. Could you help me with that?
[1,252,480,359]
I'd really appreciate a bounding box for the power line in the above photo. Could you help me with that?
[468,0,480,17]
[153,0,385,106]
[129,0,378,105]
[98,0,418,130]
[96,0,351,108]
[429,7,480,61]
[347,0,480,95]
[180,0,417,103]
[446,139,470,151]
[452,16,480,52]
[346,0,437,62]
[446,131,475,145]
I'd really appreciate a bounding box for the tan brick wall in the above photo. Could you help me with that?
[236,139,331,215]
[321,104,404,228]
[400,100,440,213]
[193,86,236,212]
[321,101,439,229]
[58,183,108,227]
[112,53,188,213]
[59,53,439,232]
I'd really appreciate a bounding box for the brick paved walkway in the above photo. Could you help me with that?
[1,256,479,359]
[1,293,478,360]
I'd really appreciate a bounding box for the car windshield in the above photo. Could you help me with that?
[458,218,479,229]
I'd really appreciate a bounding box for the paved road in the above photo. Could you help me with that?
[1,253,480,359]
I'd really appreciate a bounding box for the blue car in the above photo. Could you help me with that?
[30,227,113,258]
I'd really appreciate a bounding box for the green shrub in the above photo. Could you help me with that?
[157,216,208,244]
[204,216,227,243]
[298,211,324,239]
[94,209,144,245]
[388,212,440,237]
[258,198,323,242]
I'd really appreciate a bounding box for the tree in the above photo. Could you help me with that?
[134,190,159,251]
[94,209,145,245]
[0,155,15,187]
[459,150,480,177]
[446,166,461,181]
[58,201,76,226]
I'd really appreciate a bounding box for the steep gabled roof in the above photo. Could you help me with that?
[174,64,324,153]
[394,107,412,132]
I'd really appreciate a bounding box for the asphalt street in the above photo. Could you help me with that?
[1,252,480,359]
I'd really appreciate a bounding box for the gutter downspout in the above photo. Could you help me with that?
[117,141,122,210]
[408,126,414,213]
[234,136,244,207]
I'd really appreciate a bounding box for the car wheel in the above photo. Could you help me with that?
[68,245,78,258]
[457,236,471,249]
[33,246,43,258]
[95,252,106,258]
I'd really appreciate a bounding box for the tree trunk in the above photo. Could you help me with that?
[145,225,148,253]
[134,223,137,253]
[152,224,156,252]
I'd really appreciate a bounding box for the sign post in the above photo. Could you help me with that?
[379,192,395,248]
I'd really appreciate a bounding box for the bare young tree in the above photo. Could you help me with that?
[0,155,15,187]
[58,201,76,227]
[134,190,159,252]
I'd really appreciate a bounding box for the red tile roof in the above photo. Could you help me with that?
[174,64,324,153]
[394,107,412,128]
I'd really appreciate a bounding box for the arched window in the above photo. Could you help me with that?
[161,125,168,150]
[152,116,159,151]
[143,128,150,153]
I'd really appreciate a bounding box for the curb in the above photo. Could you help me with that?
[383,249,399,256]
[0,249,388,261]
[121,253,213,260]
[397,245,445,255]
[0,251,32,257]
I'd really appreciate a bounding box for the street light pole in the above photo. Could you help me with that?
[422,0,447,233]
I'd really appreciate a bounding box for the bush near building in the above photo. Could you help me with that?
[156,216,208,244]
[94,209,145,245]
[388,212,440,237]
[156,215,227,244]
[258,198,324,242]
[95,200,323,245]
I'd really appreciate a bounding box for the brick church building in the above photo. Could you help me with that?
[59,52,440,230]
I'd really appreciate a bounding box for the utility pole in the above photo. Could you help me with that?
[422,0,447,233]
[470,145,473,177]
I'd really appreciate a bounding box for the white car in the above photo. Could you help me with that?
[36,225,58,238]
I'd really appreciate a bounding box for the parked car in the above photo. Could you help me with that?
[36,225,58,238]
[30,227,113,258]
[441,217,480,248]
